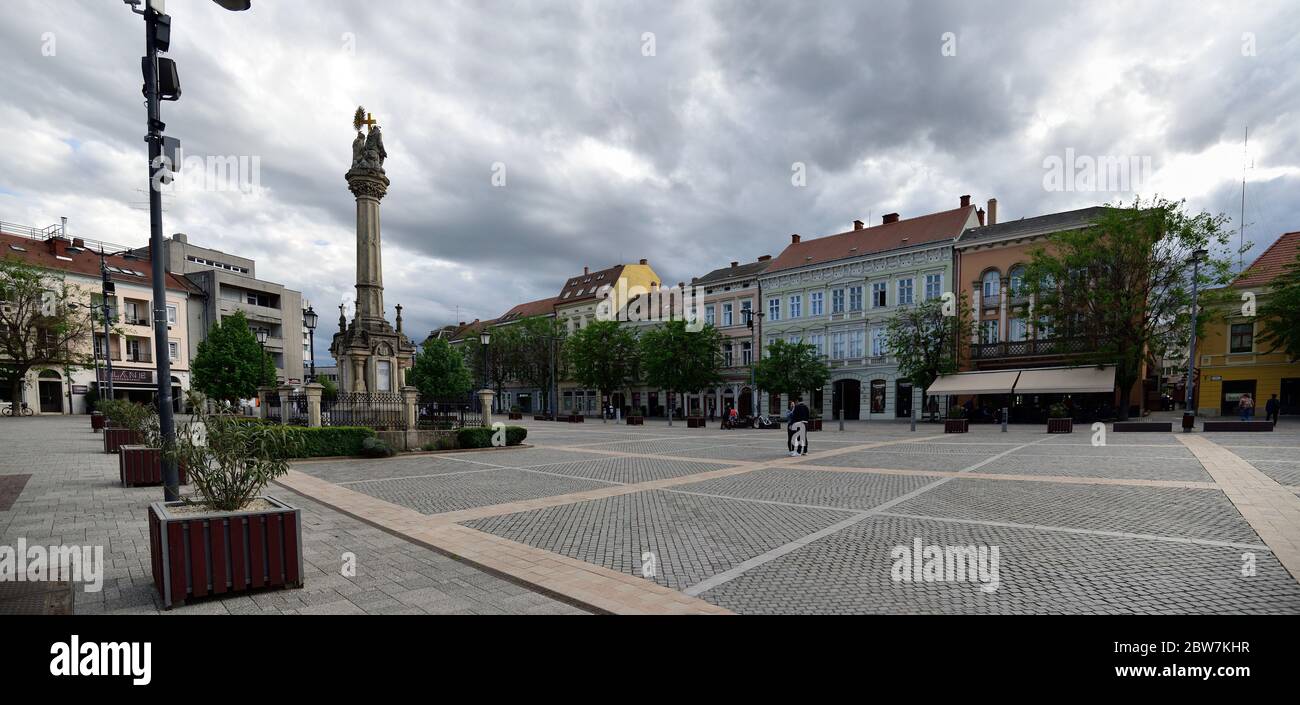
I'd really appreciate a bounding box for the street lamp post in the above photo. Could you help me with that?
[303,305,318,382]
[1183,248,1208,432]
[743,307,765,421]
[256,327,269,382]
[479,329,491,402]
[126,0,251,501]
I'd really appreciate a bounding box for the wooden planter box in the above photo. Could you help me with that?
[808,419,823,432]
[508,412,523,420]
[1047,418,1073,434]
[626,416,644,426]
[533,414,553,421]
[1114,422,1172,432]
[566,414,585,423]
[944,419,969,433]
[91,412,106,432]
[103,427,142,454]
[148,496,303,609]
[686,416,706,428]
[119,446,188,488]
[1202,421,1273,432]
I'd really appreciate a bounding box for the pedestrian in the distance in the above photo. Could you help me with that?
[1238,393,1254,421]
[1265,394,1280,425]
[787,398,810,457]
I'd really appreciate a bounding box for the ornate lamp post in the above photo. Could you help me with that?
[256,327,269,381]
[480,329,492,401]
[303,305,318,382]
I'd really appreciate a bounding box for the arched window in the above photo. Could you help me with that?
[981,270,1001,299]
[1008,265,1027,296]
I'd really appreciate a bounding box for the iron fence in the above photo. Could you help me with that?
[284,393,309,426]
[321,392,407,430]
[265,393,282,423]
[417,396,481,430]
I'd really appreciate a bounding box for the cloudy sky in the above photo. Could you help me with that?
[3,0,1298,365]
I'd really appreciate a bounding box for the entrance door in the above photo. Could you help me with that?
[896,380,913,418]
[39,379,63,413]
[1281,378,1299,415]
[1220,380,1257,417]
[832,380,861,420]
[738,388,752,416]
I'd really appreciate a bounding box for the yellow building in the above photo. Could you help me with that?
[1196,231,1300,417]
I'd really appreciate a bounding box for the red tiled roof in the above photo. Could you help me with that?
[0,231,199,294]
[556,264,625,303]
[1234,231,1300,288]
[764,206,977,275]
[497,296,558,323]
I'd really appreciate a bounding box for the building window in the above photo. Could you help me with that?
[870,327,885,357]
[808,334,824,356]
[1229,323,1254,353]
[722,302,733,327]
[848,286,863,311]
[809,291,824,316]
[897,278,914,306]
[166,304,177,325]
[871,282,887,308]
[982,271,1001,299]
[768,297,781,321]
[740,299,752,322]
[832,289,845,314]
[831,332,846,359]
[849,330,865,358]
[705,305,716,327]
[723,342,733,367]
[789,294,802,319]
[980,319,1000,344]
[1009,318,1027,342]
[1008,266,1027,297]
[741,341,752,365]
[925,273,943,300]
[168,339,180,362]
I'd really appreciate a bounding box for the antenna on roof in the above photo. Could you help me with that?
[1238,124,1251,273]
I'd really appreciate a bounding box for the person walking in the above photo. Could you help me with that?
[788,397,810,457]
[1238,393,1254,421]
[1265,394,1280,425]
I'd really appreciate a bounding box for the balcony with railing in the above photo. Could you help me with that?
[970,336,1089,361]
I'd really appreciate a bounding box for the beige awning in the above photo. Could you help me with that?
[1013,366,1116,394]
[926,370,1021,396]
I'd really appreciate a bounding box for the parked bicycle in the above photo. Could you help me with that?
[1,401,35,417]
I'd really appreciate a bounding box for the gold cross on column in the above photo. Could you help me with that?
[363,113,378,130]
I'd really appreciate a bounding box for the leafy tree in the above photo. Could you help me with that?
[639,320,723,426]
[461,324,522,410]
[318,376,338,400]
[408,336,474,399]
[1024,198,1235,420]
[565,320,640,422]
[0,257,97,405]
[191,309,276,403]
[1256,250,1300,362]
[753,339,829,410]
[884,294,969,420]
[513,316,566,414]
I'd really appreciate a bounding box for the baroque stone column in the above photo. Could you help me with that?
[347,168,390,328]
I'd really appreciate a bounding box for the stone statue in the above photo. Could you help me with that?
[363,125,387,169]
[350,131,367,169]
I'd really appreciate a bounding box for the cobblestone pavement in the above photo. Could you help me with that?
[282,416,1300,614]
[0,417,587,615]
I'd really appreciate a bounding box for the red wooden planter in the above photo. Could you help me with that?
[808,419,823,432]
[687,416,706,428]
[944,419,969,433]
[91,412,106,432]
[148,497,303,609]
[119,446,188,487]
[508,412,523,420]
[533,414,553,421]
[567,414,585,423]
[1047,418,1073,434]
[626,416,644,425]
[103,427,142,454]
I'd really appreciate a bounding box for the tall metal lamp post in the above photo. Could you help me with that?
[256,327,269,380]
[303,305,318,382]
[743,307,765,420]
[125,0,251,502]
[1183,248,1208,432]
[479,329,492,408]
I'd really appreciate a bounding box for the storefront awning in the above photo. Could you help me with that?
[926,370,1021,396]
[1013,366,1116,394]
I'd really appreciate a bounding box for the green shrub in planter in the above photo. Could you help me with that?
[1048,403,1070,419]
[360,437,396,458]
[293,427,378,457]
[455,425,528,449]
[948,405,966,420]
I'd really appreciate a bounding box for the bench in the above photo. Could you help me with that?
[1113,422,1172,432]
[1202,421,1273,432]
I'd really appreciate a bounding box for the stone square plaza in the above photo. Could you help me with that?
[4,414,1299,616]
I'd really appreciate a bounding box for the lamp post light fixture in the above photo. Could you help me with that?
[303,305,318,382]
[479,329,492,391]
[1183,247,1209,432]
[124,0,251,501]
[743,307,765,421]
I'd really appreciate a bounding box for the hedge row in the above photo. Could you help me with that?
[293,427,378,457]
[455,426,528,449]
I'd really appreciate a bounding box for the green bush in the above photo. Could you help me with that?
[948,405,966,420]
[421,434,459,452]
[1048,403,1071,419]
[455,425,528,449]
[294,427,378,457]
[360,437,396,458]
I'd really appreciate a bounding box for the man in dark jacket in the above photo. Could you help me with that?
[1266,394,1280,425]
[788,398,811,456]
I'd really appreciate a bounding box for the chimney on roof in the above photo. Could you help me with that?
[758,255,771,261]
[46,236,68,257]
[791,233,801,244]
[987,198,998,226]
[882,213,900,224]
[853,219,864,230]
[172,233,188,244]
[72,238,85,249]
[583,266,589,275]
[960,195,971,208]
[977,208,986,226]
[730,261,739,268]
[639,258,648,265]
[459,321,466,327]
